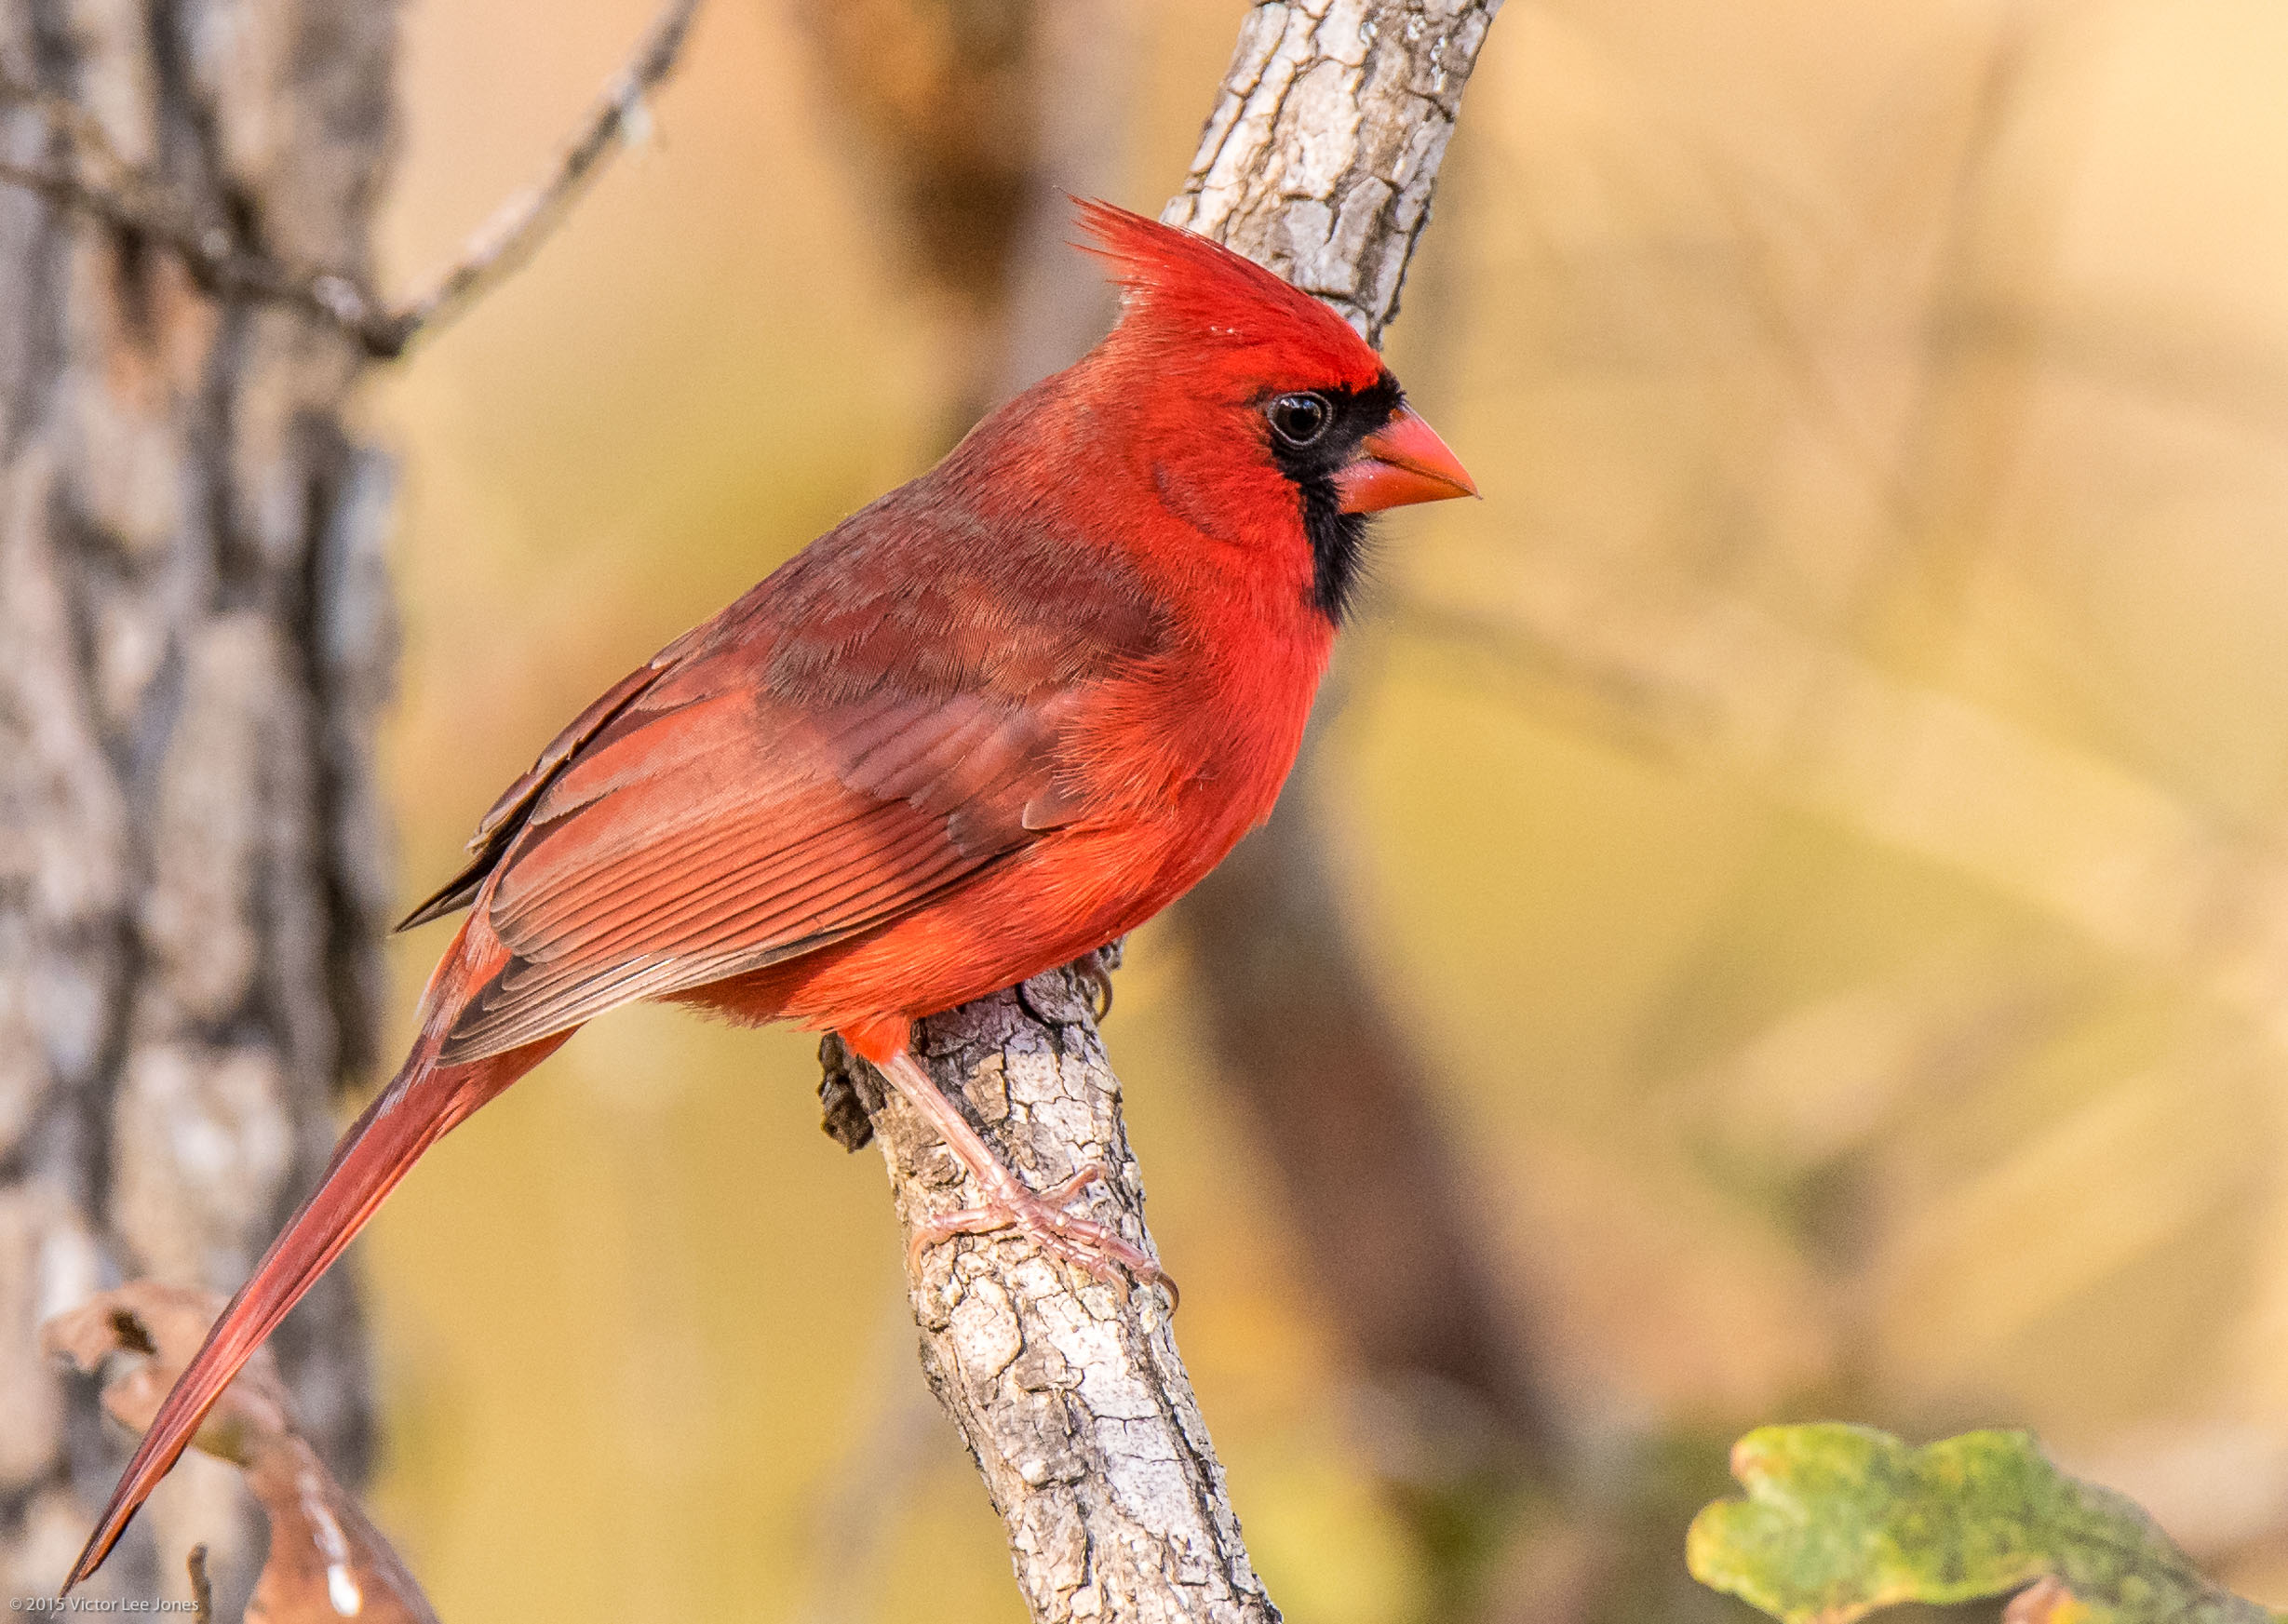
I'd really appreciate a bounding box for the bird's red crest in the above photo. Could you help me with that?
[1073,199,1386,391]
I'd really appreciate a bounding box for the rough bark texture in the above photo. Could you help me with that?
[834,5,1504,1621]
[824,958,1273,1624]
[1163,0,1499,345]
[0,1,396,1610]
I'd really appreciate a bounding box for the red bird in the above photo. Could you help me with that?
[68,200,1474,1588]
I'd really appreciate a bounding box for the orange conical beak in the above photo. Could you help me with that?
[1334,407,1477,514]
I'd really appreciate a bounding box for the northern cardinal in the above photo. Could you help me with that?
[69,200,1473,1589]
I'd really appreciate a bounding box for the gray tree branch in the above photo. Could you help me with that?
[1166,0,1501,343]
[832,5,1504,1620]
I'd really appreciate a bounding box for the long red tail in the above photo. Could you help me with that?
[64,931,569,1592]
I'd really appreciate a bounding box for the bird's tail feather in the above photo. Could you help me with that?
[64,930,568,1592]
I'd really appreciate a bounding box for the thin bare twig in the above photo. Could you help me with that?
[385,0,703,350]
[0,150,387,335]
[0,0,703,358]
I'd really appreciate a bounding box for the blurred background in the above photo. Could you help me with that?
[356,0,2288,1618]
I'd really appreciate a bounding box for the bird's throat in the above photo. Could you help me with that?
[1299,480,1368,624]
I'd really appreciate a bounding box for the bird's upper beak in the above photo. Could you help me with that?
[1334,408,1477,514]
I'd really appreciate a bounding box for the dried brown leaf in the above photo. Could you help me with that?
[43,1282,438,1623]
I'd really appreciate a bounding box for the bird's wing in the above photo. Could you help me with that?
[420,492,1169,1064]
[436,670,1083,1063]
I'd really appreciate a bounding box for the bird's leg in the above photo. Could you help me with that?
[875,1047,1174,1303]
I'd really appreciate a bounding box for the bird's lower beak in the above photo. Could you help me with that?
[1335,408,1477,514]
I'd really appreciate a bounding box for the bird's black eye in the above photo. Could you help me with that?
[1267,392,1332,449]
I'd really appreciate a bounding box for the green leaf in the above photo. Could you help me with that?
[1687,1423,2280,1624]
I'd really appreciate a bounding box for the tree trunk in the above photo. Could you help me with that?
[0,2,397,1610]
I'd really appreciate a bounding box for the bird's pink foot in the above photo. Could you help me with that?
[909,1161,1177,1305]
[862,1044,1177,1305]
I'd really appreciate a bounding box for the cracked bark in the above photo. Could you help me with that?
[0,1,395,1611]
[827,4,1505,1620]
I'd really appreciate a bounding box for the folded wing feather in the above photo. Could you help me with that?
[437,682,1081,1064]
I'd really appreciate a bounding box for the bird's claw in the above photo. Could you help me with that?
[908,1161,1177,1307]
[1073,952,1114,1022]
